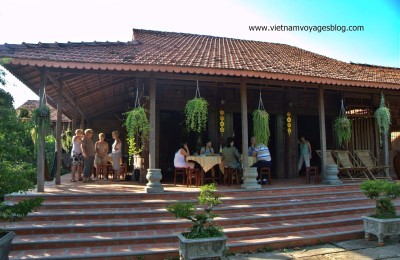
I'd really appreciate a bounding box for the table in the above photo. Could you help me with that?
[186,155,222,184]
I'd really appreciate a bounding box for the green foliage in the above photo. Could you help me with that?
[334,116,352,147]
[61,128,73,153]
[360,180,400,219]
[184,97,208,133]
[166,183,224,239]
[124,107,150,155]
[17,108,30,119]
[45,135,56,170]
[252,109,270,146]
[0,88,44,228]
[0,58,12,86]
[375,94,391,136]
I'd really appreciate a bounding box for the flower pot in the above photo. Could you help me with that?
[177,233,227,259]
[362,216,400,245]
[0,231,16,260]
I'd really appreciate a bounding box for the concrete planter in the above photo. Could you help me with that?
[177,233,227,259]
[362,216,400,245]
[0,231,15,260]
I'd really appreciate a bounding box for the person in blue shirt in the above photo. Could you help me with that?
[200,139,214,155]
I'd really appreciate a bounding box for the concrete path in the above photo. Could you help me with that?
[225,238,400,260]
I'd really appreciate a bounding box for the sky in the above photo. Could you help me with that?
[0,0,399,107]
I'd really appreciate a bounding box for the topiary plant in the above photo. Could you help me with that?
[360,180,400,219]
[166,183,223,239]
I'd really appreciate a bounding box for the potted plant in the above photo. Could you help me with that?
[124,106,150,172]
[166,183,226,259]
[253,93,270,145]
[334,100,351,147]
[360,180,400,245]
[375,93,391,144]
[184,81,208,133]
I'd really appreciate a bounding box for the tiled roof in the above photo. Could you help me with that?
[17,100,71,122]
[0,29,399,88]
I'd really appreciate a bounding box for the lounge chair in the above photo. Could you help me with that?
[316,150,354,181]
[354,150,392,181]
[333,150,370,181]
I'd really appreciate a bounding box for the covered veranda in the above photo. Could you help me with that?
[1,29,399,193]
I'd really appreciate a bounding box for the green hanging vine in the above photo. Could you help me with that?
[61,127,73,152]
[252,93,270,146]
[184,81,209,133]
[124,106,150,155]
[334,100,351,147]
[31,105,51,156]
[375,93,391,136]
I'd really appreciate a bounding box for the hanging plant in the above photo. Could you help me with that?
[31,105,51,156]
[375,93,391,136]
[61,127,73,153]
[334,100,351,147]
[252,93,270,146]
[124,106,150,155]
[184,81,209,133]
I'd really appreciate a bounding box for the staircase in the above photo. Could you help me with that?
[4,183,396,260]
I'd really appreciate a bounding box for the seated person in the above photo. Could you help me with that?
[222,137,242,182]
[174,142,195,169]
[248,136,256,156]
[200,139,214,155]
[251,143,272,184]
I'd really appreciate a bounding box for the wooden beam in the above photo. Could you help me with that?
[55,81,63,185]
[37,70,47,192]
[47,72,86,118]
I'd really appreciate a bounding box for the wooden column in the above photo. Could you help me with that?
[240,79,260,189]
[383,133,389,166]
[318,87,327,178]
[80,114,84,129]
[37,71,47,192]
[55,81,63,185]
[71,117,77,132]
[240,80,249,168]
[149,78,156,169]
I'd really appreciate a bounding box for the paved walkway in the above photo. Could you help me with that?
[224,238,400,260]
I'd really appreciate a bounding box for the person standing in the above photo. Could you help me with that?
[81,129,95,183]
[95,133,109,180]
[70,129,84,182]
[112,131,122,181]
[297,136,312,177]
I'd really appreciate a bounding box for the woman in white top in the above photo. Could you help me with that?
[112,130,122,181]
[174,142,195,169]
[70,129,84,182]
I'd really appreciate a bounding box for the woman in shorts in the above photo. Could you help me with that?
[70,129,84,182]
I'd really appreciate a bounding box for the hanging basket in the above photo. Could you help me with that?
[184,81,209,133]
[252,92,270,146]
[375,93,391,136]
[334,99,351,147]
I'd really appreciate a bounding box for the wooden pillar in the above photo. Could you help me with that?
[145,77,164,193]
[37,71,47,192]
[240,80,249,168]
[149,78,156,169]
[383,133,389,166]
[55,82,63,185]
[318,87,327,178]
[71,117,77,132]
[240,79,260,189]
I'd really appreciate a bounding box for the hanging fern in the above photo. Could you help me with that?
[252,109,270,146]
[334,116,351,147]
[31,105,51,156]
[375,94,391,136]
[61,128,73,153]
[124,107,150,155]
[184,97,209,133]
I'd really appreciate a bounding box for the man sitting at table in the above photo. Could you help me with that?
[174,142,195,169]
[200,139,214,155]
[248,136,256,156]
[251,142,272,184]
